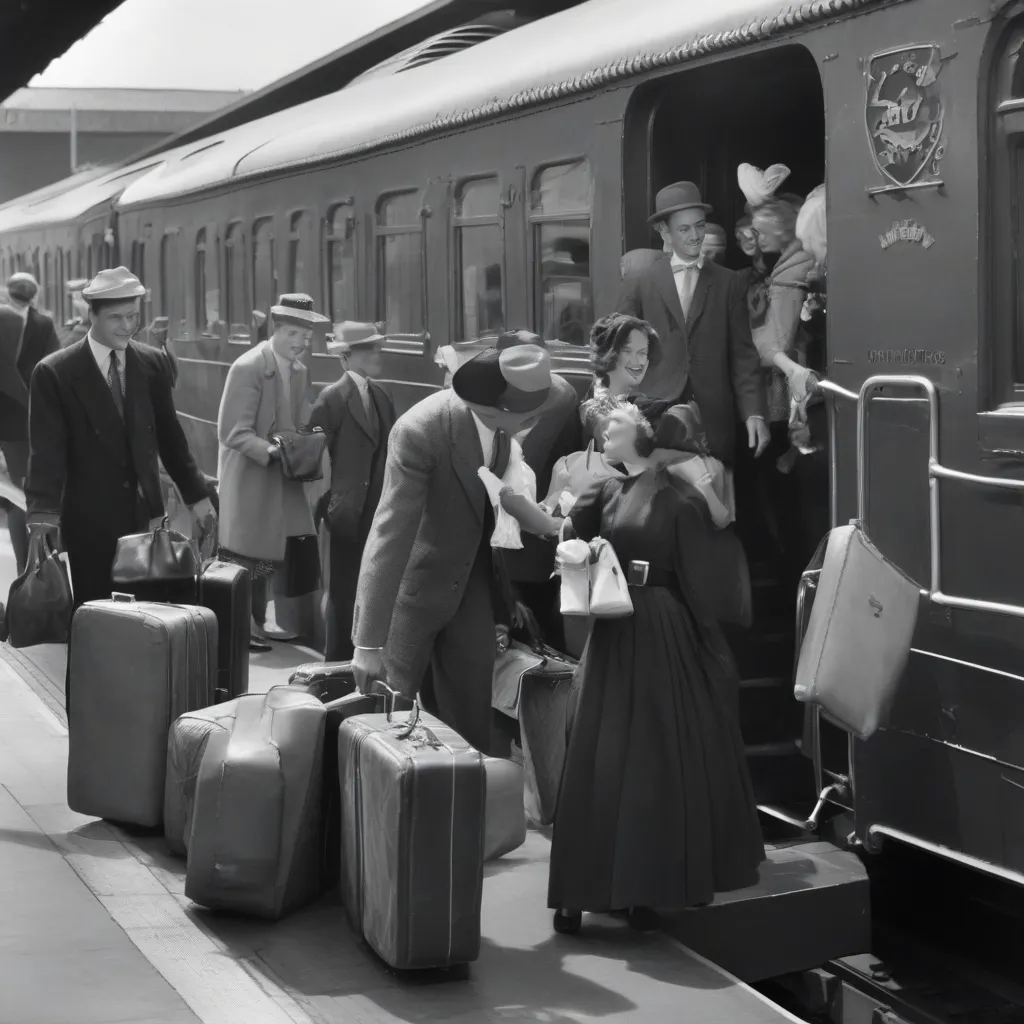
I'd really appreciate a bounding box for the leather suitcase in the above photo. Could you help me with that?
[198,560,251,702]
[185,687,326,919]
[67,596,217,827]
[289,661,358,703]
[483,757,526,861]
[163,700,239,857]
[338,707,486,969]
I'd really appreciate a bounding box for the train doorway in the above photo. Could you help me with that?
[622,46,833,823]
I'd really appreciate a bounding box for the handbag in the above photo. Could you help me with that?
[6,530,74,647]
[587,537,633,618]
[111,515,199,586]
[793,521,920,740]
[271,427,327,483]
[555,539,591,616]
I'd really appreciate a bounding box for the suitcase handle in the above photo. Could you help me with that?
[390,697,422,740]
[111,592,136,603]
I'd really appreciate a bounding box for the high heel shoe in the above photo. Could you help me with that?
[552,909,582,935]
[627,906,661,932]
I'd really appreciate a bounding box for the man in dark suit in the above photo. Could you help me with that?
[0,273,59,573]
[617,181,768,464]
[495,329,582,647]
[307,321,397,660]
[25,267,214,707]
[351,346,552,755]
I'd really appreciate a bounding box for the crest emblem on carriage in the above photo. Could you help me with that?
[865,45,952,187]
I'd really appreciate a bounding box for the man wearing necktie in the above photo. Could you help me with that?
[351,345,551,756]
[24,267,214,709]
[307,321,396,660]
[616,181,768,468]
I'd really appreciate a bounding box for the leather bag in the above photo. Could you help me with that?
[793,521,920,740]
[588,537,633,618]
[271,427,327,483]
[5,530,74,647]
[111,516,199,586]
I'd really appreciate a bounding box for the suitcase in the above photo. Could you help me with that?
[163,700,240,857]
[197,560,251,702]
[67,596,217,827]
[483,757,526,861]
[289,660,358,702]
[185,687,326,919]
[338,706,486,969]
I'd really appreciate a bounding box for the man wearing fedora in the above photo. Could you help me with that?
[617,181,768,466]
[25,267,214,703]
[216,293,328,647]
[307,321,396,660]
[351,345,552,755]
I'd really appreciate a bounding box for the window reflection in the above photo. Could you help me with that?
[225,223,247,337]
[288,211,312,296]
[454,178,503,340]
[327,204,357,321]
[377,192,423,335]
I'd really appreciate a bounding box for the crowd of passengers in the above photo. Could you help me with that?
[0,162,828,935]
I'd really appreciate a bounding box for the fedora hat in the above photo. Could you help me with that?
[648,181,712,225]
[453,345,551,413]
[327,320,386,355]
[270,292,330,328]
[82,266,146,301]
[495,328,546,351]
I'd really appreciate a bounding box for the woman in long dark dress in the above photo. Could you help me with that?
[500,403,765,935]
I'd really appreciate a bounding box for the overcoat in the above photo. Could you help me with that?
[216,341,315,562]
[0,305,59,441]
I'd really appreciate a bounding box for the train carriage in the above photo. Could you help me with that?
[4,0,1024,937]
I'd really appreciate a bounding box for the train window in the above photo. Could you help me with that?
[160,232,186,337]
[252,218,276,326]
[529,160,593,346]
[376,191,424,336]
[326,203,357,321]
[43,251,52,315]
[224,222,248,337]
[453,177,503,340]
[194,228,221,335]
[287,211,313,296]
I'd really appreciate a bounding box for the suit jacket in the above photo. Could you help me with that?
[617,255,766,463]
[307,374,396,545]
[0,305,59,441]
[352,389,499,694]
[216,341,316,562]
[25,337,207,605]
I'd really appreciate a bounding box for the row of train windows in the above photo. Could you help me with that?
[155,159,593,347]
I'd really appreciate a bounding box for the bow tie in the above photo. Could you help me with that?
[672,261,702,274]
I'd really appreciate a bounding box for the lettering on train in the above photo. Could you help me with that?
[878,219,935,250]
[865,45,953,187]
[867,349,946,365]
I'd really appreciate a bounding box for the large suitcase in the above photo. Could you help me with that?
[67,596,217,827]
[185,687,326,920]
[338,706,486,969]
[163,700,239,857]
[197,560,251,702]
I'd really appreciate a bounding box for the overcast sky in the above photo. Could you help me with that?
[31,0,428,90]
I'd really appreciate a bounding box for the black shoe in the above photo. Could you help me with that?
[627,907,661,932]
[249,635,272,652]
[553,909,582,935]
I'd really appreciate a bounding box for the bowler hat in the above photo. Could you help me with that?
[270,293,330,327]
[453,345,551,413]
[82,266,146,301]
[327,320,386,355]
[648,182,712,225]
[495,328,546,351]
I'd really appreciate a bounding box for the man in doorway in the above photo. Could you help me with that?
[616,181,768,465]
[25,267,215,707]
[351,345,552,755]
[307,321,396,661]
[0,273,59,573]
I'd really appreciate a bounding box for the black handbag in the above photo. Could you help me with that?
[271,427,327,482]
[6,530,74,648]
[111,515,199,586]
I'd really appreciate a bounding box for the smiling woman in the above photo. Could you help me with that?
[589,312,660,399]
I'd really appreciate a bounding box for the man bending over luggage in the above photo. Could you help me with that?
[351,345,552,756]
[24,267,215,708]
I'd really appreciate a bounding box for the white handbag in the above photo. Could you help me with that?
[555,539,591,616]
[587,538,633,618]
[793,521,920,740]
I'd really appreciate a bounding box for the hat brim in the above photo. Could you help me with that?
[648,201,713,225]
[270,306,330,326]
[81,284,146,300]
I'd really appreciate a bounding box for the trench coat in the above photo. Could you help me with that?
[216,341,315,562]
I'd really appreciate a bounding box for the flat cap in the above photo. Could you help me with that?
[82,266,146,301]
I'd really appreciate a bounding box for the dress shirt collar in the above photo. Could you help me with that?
[87,332,123,373]
[469,411,495,462]
[346,369,366,390]
[670,253,705,272]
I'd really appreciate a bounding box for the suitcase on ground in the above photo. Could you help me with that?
[185,687,326,919]
[338,706,486,969]
[67,596,217,827]
[484,757,526,861]
[163,700,240,857]
[197,560,251,702]
[289,660,358,701]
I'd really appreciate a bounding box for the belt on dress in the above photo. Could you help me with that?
[628,566,675,589]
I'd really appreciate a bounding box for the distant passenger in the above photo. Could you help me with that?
[24,267,214,710]
[59,278,90,348]
[307,322,396,661]
[0,273,59,574]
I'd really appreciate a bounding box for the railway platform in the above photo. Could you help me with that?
[0,528,856,1024]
